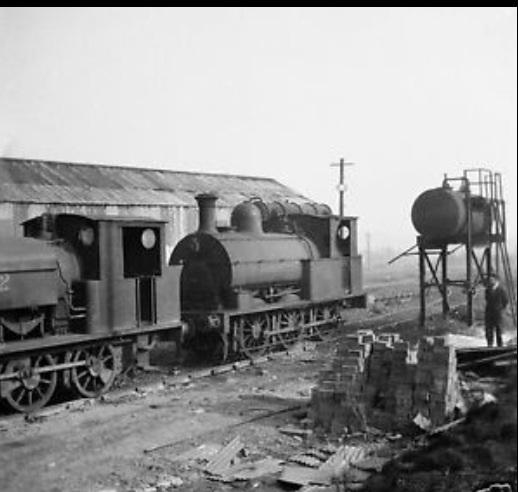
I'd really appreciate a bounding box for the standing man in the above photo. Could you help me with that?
[485,275,509,347]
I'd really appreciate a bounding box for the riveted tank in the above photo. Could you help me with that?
[0,236,59,312]
[170,194,320,309]
[411,186,491,244]
[0,234,82,338]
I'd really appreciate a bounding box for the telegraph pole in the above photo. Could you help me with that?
[366,231,371,270]
[330,158,355,217]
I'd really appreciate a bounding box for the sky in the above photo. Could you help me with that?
[0,7,516,252]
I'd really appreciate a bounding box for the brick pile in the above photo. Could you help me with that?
[310,330,375,434]
[311,333,460,434]
[413,337,459,426]
[363,335,414,430]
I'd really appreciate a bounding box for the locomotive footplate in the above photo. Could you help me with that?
[0,320,184,358]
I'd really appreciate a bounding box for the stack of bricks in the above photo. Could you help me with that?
[311,332,460,435]
[363,341,392,406]
[388,341,415,426]
[310,330,374,434]
[363,335,408,430]
[413,337,459,426]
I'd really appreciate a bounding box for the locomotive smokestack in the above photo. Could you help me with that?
[195,193,218,233]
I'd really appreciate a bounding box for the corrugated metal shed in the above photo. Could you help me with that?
[0,158,308,207]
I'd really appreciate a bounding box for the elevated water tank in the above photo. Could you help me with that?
[411,187,491,244]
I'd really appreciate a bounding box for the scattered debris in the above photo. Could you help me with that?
[428,417,466,435]
[362,368,517,491]
[278,444,369,487]
[299,486,334,492]
[155,474,183,489]
[385,433,402,441]
[320,444,366,476]
[170,443,223,463]
[189,407,205,415]
[412,412,432,431]
[278,425,313,438]
[458,349,517,369]
[352,456,390,473]
[205,436,243,476]
[343,466,372,486]
[133,474,184,492]
[278,465,330,487]
[208,457,283,482]
[288,454,324,468]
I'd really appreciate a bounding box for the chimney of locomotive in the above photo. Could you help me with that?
[195,193,219,233]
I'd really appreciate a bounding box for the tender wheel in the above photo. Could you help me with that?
[238,315,271,359]
[1,354,57,413]
[70,344,117,398]
[278,310,302,349]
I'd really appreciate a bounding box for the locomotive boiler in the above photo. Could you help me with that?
[0,213,183,413]
[170,194,366,361]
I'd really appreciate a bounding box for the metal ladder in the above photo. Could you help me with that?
[464,169,517,328]
[493,174,517,328]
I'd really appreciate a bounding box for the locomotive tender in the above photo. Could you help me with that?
[0,213,182,412]
[171,194,366,361]
[0,195,366,413]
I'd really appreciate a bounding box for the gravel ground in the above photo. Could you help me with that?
[0,342,331,492]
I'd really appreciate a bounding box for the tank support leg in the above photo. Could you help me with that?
[466,243,473,327]
[419,244,426,327]
[441,246,449,318]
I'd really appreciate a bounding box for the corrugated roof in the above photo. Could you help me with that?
[0,158,308,207]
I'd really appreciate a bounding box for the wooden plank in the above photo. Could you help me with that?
[205,436,243,475]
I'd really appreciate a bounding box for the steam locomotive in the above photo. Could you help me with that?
[171,194,366,361]
[0,196,366,413]
[0,214,182,412]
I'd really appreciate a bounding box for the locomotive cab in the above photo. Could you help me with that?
[22,213,182,335]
